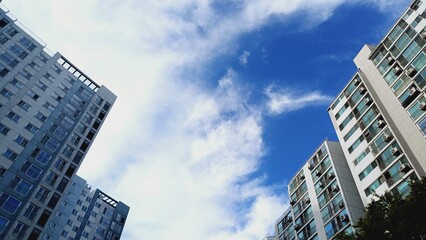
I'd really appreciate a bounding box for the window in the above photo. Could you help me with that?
[5,26,18,36]
[0,51,19,67]
[34,187,50,203]
[51,92,62,102]
[29,61,41,71]
[365,178,384,196]
[23,203,40,221]
[19,36,36,51]
[0,88,13,99]
[87,130,96,140]
[82,113,93,124]
[36,81,47,91]
[0,123,10,135]
[32,148,52,165]
[27,90,39,100]
[76,123,87,134]
[419,116,426,135]
[88,106,99,117]
[58,114,75,129]
[20,161,43,180]
[0,62,9,77]
[34,111,47,122]
[70,95,85,108]
[9,176,32,196]
[64,103,79,118]
[15,135,29,147]
[44,171,59,186]
[41,135,60,152]
[56,178,69,193]
[10,79,24,89]
[50,124,67,140]
[62,145,75,158]
[94,95,104,105]
[53,158,67,172]
[348,135,365,153]
[61,230,68,237]
[0,216,8,234]
[58,83,68,92]
[0,33,8,44]
[43,73,55,82]
[0,192,21,214]
[38,54,48,63]
[52,65,62,74]
[6,111,21,122]
[70,133,81,146]
[11,222,29,239]
[17,100,31,111]
[25,123,38,134]
[43,101,55,111]
[78,87,93,100]
[3,148,18,161]
[9,44,27,59]
[103,102,111,111]
[0,168,5,179]
[20,69,32,79]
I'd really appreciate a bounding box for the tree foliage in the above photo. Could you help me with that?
[335,177,426,240]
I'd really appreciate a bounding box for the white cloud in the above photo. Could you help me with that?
[239,51,250,66]
[2,0,404,239]
[264,84,333,115]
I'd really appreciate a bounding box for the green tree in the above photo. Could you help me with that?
[335,177,426,240]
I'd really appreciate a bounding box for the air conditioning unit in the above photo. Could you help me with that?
[286,216,292,222]
[383,133,393,142]
[364,97,372,105]
[391,147,400,156]
[318,182,324,188]
[315,170,322,177]
[421,31,426,39]
[300,173,305,180]
[364,131,371,138]
[406,67,418,78]
[295,224,302,231]
[304,198,311,204]
[327,172,335,180]
[308,164,314,170]
[331,185,339,193]
[376,119,386,128]
[393,66,402,75]
[399,163,411,173]
[409,86,418,95]
[420,102,426,111]
[359,86,367,94]
[354,78,361,85]
[339,202,345,209]
[340,214,349,222]
[290,200,296,205]
[387,56,395,65]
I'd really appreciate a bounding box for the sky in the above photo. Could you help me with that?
[2,0,410,239]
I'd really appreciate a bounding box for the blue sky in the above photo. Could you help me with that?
[4,0,409,239]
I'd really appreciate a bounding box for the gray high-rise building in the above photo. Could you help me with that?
[0,4,128,239]
[42,175,129,240]
[274,141,364,240]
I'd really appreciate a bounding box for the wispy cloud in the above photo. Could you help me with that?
[239,51,250,66]
[264,84,333,115]
[4,0,403,239]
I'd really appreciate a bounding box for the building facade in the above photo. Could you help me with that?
[0,5,125,239]
[274,141,364,240]
[328,0,426,206]
[42,175,129,240]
